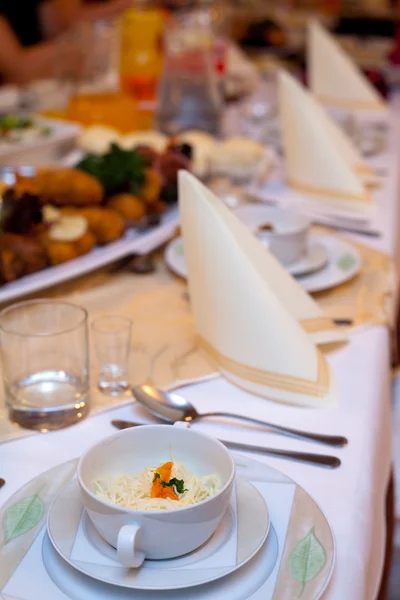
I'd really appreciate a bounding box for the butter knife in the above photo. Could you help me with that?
[111,420,341,469]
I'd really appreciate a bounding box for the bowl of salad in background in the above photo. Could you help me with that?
[0,114,81,166]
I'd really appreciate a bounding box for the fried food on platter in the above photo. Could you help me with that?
[148,200,167,215]
[80,207,125,244]
[0,233,47,283]
[45,240,79,265]
[107,193,146,221]
[42,227,96,265]
[34,168,103,206]
[56,206,125,244]
[13,174,39,198]
[140,169,162,204]
[75,230,96,256]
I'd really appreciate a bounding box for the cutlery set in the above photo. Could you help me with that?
[110,384,348,469]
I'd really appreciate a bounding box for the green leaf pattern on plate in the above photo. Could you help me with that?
[3,493,44,545]
[337,253,356,271]
[289,527,326,597]
[174,243,184,257]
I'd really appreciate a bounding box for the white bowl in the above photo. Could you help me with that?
[0,116,81,166]
[254,207,310,266]
[78,424,235,568]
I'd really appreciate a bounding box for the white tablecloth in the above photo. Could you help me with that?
[1,100,400,599]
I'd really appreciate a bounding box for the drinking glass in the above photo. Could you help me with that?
[0,300,89,431]
[92,316,132,396]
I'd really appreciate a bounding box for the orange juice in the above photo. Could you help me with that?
[120,5,164,101]
[65,92,153,133]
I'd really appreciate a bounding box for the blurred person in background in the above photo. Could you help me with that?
[0,0,132,84]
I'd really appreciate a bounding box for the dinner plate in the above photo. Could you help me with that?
[165,234,361,294]
[42,525,278,600]
[0,454,335,600]
[47,477,270,591]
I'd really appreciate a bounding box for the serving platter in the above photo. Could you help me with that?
[0,454,335,600]
[0,207,179,305]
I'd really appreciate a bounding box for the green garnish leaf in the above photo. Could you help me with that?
[0,115,33,131]
[160,478,187,494]
[153,472,161,482]
[76,143,146,195]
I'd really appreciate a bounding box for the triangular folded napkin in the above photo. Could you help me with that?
[308,20,386,112]
[179,171,338,407]
[279,69,375,211]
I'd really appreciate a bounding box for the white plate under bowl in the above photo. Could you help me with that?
[276,240,327,277]
[47,477,270,591]
[1,454,335,600]
[296,235,362,293]
[42,525,278,600]
[165,234,361,293]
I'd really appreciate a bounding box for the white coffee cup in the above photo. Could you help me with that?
[254,208,310,266]
[78,424,235,568]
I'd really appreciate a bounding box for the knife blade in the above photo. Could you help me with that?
[111,420,340,469]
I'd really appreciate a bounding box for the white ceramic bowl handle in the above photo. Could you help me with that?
[117,524,146,568]
[256,235,271,251]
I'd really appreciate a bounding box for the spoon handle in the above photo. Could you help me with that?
[201,412,347,448]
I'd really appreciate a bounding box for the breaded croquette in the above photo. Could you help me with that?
[45,240,79,266]
[107,193,146,221]
[74,230,97,256]
[35,168,104,207]
[80,207,125,244]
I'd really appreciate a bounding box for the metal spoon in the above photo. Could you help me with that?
[111,420,340,469]
[131,385,348,448]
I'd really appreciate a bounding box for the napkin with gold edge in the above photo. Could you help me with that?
[308,20,387,113]
[279,70,375,215]
[179,171,338,408]
[281,70,380,189]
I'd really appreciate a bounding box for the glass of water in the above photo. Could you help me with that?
[0,300,89,431]
[92,315,132,396]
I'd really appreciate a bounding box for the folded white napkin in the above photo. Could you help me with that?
[279,70,375,214]
[179,171,338,407]
[308,20,386,113]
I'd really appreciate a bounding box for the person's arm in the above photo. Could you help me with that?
[0,16,57,83]
[41,0,133,36]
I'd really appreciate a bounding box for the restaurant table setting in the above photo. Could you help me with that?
[0,17,399,600]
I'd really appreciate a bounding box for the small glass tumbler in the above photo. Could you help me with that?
[92,315,132,396]
[0,299,90,431]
